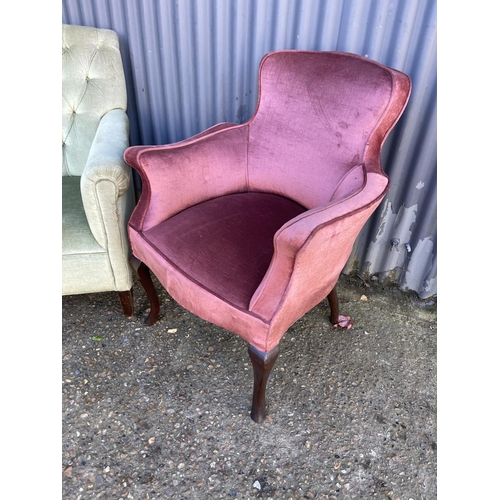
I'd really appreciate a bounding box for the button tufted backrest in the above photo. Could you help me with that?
[62,24,127,177]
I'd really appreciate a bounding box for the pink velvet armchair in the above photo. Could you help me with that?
[125,51,411,423]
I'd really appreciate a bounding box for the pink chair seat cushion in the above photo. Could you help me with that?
[142,192,307,309]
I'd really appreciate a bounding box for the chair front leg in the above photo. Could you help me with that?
[248,344,280,423]
[130,255,160,326]
[118,289,134,318]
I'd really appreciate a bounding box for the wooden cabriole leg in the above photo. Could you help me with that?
[118,289,134,318]
[130,255,160,326]
[327,285,353,329]
[327,285,340,325]
[248,344,280,423]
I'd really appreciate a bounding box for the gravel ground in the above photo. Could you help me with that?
[62,273,437,500]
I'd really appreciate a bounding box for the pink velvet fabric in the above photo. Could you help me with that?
[125,50,411,352]
[248,51,396,207]
[142,192,306,309]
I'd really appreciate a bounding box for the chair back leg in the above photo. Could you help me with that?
[327,285,354,329]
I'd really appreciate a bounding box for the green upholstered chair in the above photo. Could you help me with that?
[62,24,135,317]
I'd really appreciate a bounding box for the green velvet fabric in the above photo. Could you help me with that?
[62,176,104,256]
[62,24,127,177]
[62,24,134,296]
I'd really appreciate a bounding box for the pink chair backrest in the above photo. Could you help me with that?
[248,51,410,209]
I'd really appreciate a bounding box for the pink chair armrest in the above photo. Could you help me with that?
[249,171,389,325]
[125,123,249,232]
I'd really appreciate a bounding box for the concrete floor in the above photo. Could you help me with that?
[62,273,437,499]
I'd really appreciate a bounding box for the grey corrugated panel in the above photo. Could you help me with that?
[62,0,437,298]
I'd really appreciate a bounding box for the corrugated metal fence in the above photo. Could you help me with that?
[62,0,437,299]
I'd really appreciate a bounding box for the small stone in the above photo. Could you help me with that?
[148,437,155,445]
[253,480,261,490]
[360,295,368,301]
[167,328,178,333]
